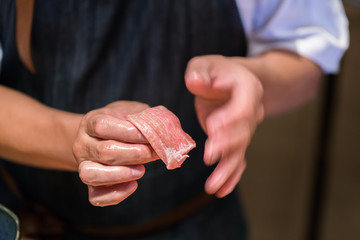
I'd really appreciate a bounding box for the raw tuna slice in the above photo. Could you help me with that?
[127,106,196,170]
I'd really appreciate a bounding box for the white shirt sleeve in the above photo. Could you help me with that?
[235,0,349,73]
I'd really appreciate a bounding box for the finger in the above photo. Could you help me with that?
[204,149,245,195]
[88,181,138,207]
[86,113,148,143]
[74,136,159,166]
[204,127,250,167]
[204,138,221,166]
[205,86,260,138]
[204,114,251,166]
[79,161,145,186]
[105,101,150,116]
[203,84,263,166]
[185,56,212,96]
[215,159,246,198]
[185,56,229,100]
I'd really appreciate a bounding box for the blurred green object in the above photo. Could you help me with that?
[0,204,19,240]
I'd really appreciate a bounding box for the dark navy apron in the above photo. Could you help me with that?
[0,0,248,239]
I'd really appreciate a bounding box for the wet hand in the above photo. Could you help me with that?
[185,55,264,198]
[73,101,159,206]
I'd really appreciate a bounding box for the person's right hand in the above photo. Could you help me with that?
[73,101,159,206]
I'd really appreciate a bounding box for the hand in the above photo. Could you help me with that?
[73,101,159,206]
[185,55,264,198]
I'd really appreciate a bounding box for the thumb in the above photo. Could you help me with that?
[185,56,229,100]
[184,57,212,99]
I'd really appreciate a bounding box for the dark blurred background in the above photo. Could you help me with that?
[238,2,360,240]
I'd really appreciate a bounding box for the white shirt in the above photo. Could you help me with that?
[0,0,349,74]
[235,0,349,73]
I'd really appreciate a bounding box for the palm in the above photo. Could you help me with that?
[185,55,264,198]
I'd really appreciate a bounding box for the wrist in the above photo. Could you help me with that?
[231,51,323,116]
[51,109,83,171]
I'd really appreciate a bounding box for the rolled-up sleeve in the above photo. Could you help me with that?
[236,0,349,73]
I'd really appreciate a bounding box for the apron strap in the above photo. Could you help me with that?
[16,0,36,74]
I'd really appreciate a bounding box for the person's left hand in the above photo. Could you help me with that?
[185,55,264,198]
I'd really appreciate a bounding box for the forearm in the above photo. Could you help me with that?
[234,50,323,116]
[185,52,323,196]
[0,85,82,171]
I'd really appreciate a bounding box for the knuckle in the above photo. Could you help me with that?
[72,140,85,160]
[91,116,107,137]
[96,142,113,162]
[84,110,99,124]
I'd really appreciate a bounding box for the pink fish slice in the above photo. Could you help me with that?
[127,106,196,169]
